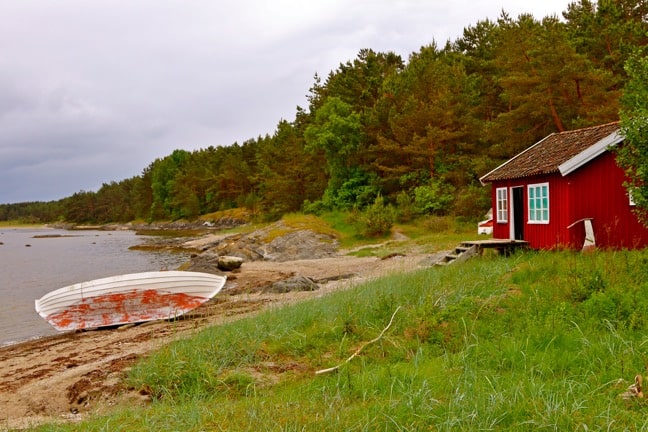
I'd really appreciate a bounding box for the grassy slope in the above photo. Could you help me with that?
[37,246,648,431]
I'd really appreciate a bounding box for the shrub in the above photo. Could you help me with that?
[357,195,396,237]
[302,199,329,215]
[413,181,455,215]
[452,185,491,219]
[395,190,416,223]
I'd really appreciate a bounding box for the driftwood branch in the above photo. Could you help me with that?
[315,305,401,375]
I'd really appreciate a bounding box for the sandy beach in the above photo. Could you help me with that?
[0,252,432,430]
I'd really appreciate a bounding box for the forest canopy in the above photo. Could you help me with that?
[2,0,647,224]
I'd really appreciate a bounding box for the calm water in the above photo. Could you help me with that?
[0,228,191,346]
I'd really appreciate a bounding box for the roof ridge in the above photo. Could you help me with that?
[555,121,620,136]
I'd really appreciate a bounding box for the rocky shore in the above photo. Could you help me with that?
[0,221,445,429]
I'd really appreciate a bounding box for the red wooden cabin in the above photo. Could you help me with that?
[480,122,648,250]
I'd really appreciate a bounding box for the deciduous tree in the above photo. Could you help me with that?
[617,47,648,224]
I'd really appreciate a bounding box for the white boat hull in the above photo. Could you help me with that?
[35,271,227,332]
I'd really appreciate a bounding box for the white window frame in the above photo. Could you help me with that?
[629,188,636,206]
[496,187,508,223]
[528,182,550,224]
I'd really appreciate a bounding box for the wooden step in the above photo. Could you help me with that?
[435,244,478,266]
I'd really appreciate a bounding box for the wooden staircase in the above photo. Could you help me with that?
[435,239,529,266]
[435,243,479,266]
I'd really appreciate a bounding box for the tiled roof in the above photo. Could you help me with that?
[480,121,621,183]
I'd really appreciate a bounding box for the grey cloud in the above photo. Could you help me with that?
[0,0,568,204]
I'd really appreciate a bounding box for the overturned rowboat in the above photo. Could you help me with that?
[35,271,227,332]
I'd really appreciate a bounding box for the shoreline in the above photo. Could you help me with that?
[0,332,57,350]
[0,226,198,348]
[0,252,431,429]
[0,218,441,428]
[0,224,49,230]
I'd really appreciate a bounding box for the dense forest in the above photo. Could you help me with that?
[2,0,647,225]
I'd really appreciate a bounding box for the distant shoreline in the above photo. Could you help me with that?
[0,223,49,230]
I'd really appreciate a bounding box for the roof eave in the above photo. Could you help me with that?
[557,130,624,176]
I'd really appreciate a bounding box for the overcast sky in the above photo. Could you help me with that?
[0,0,570,204]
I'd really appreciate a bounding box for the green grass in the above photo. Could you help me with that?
[318,211,366,248]
[319,212,478,256]
[35,248,648,431]
[262,213,340,243]
[397,217,481,252]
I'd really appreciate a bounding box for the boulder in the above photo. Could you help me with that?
[264,275,319,293]
[217,255,244,271]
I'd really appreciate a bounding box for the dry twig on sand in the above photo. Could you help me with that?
[315,306,401,375]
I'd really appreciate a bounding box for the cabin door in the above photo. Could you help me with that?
[511,187,524,240]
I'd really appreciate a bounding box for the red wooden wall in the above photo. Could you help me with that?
[566,152,648,249]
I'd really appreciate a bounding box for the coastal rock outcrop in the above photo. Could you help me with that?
[182,220,339,276]
[194,220,339,263]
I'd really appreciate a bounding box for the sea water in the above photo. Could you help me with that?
[0,228,191,346]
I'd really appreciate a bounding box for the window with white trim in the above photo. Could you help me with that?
[496,187,508,222]
[528,183,549,223]
[629,188,637,206]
